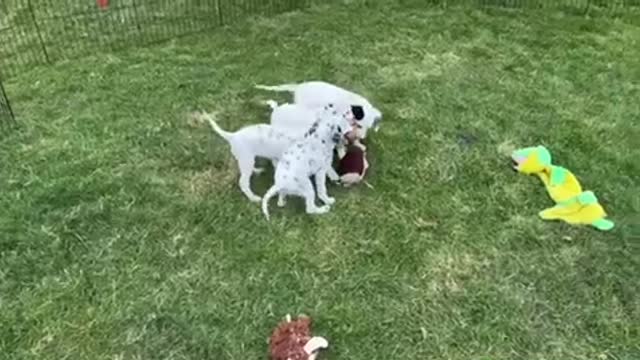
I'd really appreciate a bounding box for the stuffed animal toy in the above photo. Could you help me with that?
[511,145,614,231]
[269,315,328,360]
[336,145,369,186]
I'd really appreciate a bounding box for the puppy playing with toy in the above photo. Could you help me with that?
[256,80,382,144]
[258,81,378,187]
[264,99,358,181]
[262,104,354,220]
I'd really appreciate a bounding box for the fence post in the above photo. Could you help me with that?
[26,0,51,64]
[131,0,142,33]
[0,76,16,127]
[216,0,225,25]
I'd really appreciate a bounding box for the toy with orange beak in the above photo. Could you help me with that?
[511,145,614,231]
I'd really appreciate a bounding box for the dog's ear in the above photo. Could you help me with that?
[351,105,365,121]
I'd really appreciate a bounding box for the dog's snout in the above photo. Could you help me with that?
[373,115,382,131]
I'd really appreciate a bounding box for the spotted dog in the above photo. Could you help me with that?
[256,80,382,144]
[202,112,297,203]
[264,100,355,180]
[261,105,354,220]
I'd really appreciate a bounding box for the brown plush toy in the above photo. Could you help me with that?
[269,315,328,360]
[336,145,369,186]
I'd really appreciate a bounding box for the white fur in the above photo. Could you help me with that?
[203,112,297,202]
[265,100,350,182]
[262,105,354,220]
[255,80,382,139]
[267,101,317,134]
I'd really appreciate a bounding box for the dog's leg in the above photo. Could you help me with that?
[315,170,335,206]
[327,167,340,182]
[235,151,262,202]
[277,194,287,207]
[300,179,330,215]
[336,144,347,159]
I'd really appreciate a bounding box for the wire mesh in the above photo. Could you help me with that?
[0,0,639,129]
[0,76,16,129]
[1,0,639,79]
[0,0,317,78]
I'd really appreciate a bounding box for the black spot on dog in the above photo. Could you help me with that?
[305,122,319,137]
[351,105,365,121]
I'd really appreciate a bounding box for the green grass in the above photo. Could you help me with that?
[0,0,320,77]
[1,2,640,359]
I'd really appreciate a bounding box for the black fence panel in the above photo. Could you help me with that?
[0,76,16,129]
[1,0,639,79]
[0,0,317,78]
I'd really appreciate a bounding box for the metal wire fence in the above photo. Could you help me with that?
[2,0,639,79]
[0,76,15,129]
[0,0,322,79]
[0,0,322,126]
[0,0,639,127]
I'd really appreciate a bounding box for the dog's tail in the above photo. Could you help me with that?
[261,185,279,221]
[202,112,233,141]
[255,83,299,93]
[264,99,279,110]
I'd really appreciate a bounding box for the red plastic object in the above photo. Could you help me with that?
[97,0,109,10]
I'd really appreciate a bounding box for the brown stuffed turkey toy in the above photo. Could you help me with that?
[269,315,328,360]
[336,145,369,186]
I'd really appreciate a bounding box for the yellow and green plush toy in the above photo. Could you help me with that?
[511,145,614,231]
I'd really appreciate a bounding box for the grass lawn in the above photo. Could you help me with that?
[1,1,639,359]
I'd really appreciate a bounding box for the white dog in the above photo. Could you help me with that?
[262,104,354,220]
[203,112,297,202]
[264,100,351,179]
[256,81,382,141]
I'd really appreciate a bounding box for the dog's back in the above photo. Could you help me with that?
[269,103,316,133]
[228,124,296,159]
[292,82,380,138]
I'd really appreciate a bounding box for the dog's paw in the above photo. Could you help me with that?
[316,205,331,214]
[327,169,340,182]
[308,205,331,215]
[277,196,287,207]
[321,196,335,205]
[337,147,347,159]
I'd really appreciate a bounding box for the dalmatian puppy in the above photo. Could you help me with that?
[264,100,352,179]
[256,81,382,144]
[261,104,354,220]
[202,112,298,202]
